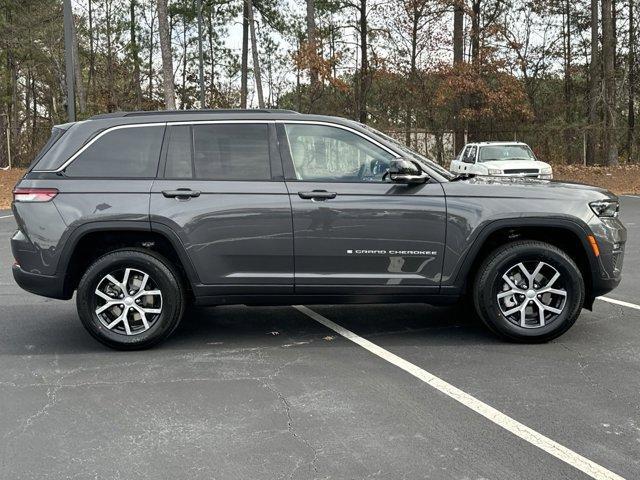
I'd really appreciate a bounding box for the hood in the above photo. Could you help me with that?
[451,175,616,200]
[480,159,549,170]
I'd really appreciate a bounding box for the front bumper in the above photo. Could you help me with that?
[12,264,70,300]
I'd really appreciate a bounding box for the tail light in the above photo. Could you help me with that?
[13,187,59,203]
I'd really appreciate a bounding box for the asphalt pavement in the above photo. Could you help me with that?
[0,197,638,479]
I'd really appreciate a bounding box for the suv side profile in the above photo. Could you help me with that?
[12,110,626,349]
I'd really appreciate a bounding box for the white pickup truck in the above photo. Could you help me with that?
[450,142,553,179]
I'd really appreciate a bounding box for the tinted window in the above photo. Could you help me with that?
[65,125,164,177]
[284,124,395,182]
[192,123,271,180]
[164,126,193,178]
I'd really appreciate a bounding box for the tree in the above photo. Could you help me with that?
[130,0,143,109]
[157,0,176,109]
[587,0,600,165]
[240,0,249,108]
[601,0,618,165]
[247,0,264,107]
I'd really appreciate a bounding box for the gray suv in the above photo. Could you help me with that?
[11,110,626,349]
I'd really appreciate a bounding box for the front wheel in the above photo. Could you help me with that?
[473,241,585,343]
[76,249,185,350]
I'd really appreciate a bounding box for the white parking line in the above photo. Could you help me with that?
[599,296,640,311]
[294,304,625,480]
[0,214,13,219]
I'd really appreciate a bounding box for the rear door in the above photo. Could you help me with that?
[150,121,293,295]
[279,122,447,296]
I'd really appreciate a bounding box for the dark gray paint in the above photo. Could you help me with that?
[11,110,626,306]
[150,180,293,292]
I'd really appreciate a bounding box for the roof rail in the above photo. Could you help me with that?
[90,109,300,120]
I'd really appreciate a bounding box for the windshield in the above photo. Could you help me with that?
[357,123,456,180]
[478,145,536,162]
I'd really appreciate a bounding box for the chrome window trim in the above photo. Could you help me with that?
[35,118,399,174]
[36,123,167,173]
[277,120,401,158]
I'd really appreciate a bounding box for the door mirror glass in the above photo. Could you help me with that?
[384,159,429,184]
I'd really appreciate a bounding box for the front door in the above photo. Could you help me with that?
[279,122,447,295]
[150,121,293,295]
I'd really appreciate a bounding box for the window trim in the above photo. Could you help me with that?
[35,123,166,173]
[277,121,400,183]
[161,121,276,182]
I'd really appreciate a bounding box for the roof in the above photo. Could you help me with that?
[468,141,529,146]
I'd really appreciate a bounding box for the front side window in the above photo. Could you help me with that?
[463,146,477,163]
[65,125,164,177]
[284,124,395,182]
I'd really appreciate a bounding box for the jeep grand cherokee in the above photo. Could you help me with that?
[11,110,626,349]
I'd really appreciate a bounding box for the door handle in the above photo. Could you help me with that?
[298,190,337,200]
[162,188,201,199]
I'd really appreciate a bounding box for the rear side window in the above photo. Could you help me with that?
[164,123,271,180]
[64,125,164,178]
[192,123,271,180]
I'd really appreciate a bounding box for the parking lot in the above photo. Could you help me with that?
[0,196,638,479]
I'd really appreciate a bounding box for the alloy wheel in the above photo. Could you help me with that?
[94,268,163,335]
[496,261,567,328]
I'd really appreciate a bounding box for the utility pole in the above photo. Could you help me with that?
[63,0,76,122]
[196,0,206,108]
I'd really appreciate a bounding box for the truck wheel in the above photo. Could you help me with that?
[76,249,185,350]
[473,241,584,342]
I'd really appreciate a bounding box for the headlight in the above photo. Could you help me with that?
[540,166,552,175]
[589,200,619,217]
[487,169,502,175]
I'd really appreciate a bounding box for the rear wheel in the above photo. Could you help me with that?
[473,241,584,342]
[76,249,185,350]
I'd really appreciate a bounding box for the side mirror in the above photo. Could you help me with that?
[384,159,429,184]
[462,156,475,164]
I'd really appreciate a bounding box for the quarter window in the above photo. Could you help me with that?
[284,124,395,182]
[64,125,164,177]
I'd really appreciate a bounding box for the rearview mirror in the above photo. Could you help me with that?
[384,159,429,184]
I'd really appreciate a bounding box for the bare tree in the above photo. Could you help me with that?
[601,0,618,165]
[240,1,249,108]
[157,0,176,109]
[628,0,636,160]
[130,0,143,109]
[247,0,264,108]
[453,0,464,151]
[587,0,600,165]
[306,0,319,93]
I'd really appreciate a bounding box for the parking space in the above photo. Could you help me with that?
[0,197,638,479]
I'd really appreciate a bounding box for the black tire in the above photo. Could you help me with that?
[473,240,584,343]
[76,249,185,350]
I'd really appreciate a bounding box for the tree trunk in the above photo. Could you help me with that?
[71,15,86,114]
[148,4,156,100]
[240,1,249,108]
[157,0,176,109]
[601,0,618,165]
[563,0,573,162]
[587,0,600,165]
[105,0,116,111]
[130,0,142,109]
[628,0,636,160]
[88,0,95,95]
[471,0,481,66]
[247,0,264,108]
[306,0,319,104]
[358,0,368,123]
[453,0,465,153]
[405,4,419,146]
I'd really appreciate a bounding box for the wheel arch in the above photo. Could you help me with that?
[59,221,199,299]
[449,218,598,309]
